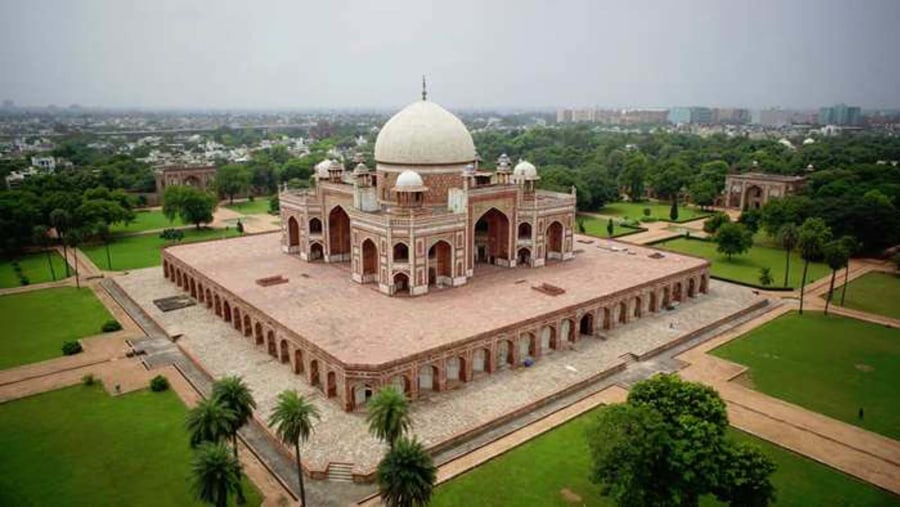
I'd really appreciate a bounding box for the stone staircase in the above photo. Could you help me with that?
[326,462,354,483]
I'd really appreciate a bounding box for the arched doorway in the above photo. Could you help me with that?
[473,349,490,374]
[517,247,531,266]
[326,372,337,398]
[391,375,411,396]
[541,326,555,352]
[446,356,466,384]
[518,222,532,239]
[287,217,300,248]
[618,301,627,324]
[649,291,658,312]
[233,308,242,333]
[743,185,764,210]
[309,242,324,261]
[674,282,683,302]
[393,272,410,296]
[663,287,671,307]
[634,297,642,318]
[546,221,564,261]
[418,365,439,392]
[700,274,709,293]
[243,315,251,337]
[189,279,197,298]
[361,239,378,283]
[183,175,201,187]
[428,241,452,287]
[561,319,574,343]
[474,208,510,265]
[280,340,290,363]
[310,360,320,388]
[197,283,204,303]
[255,322,263,345]
[353,384,373,408]
[328,206,351,261]
[393,242,409,262]
[222,301,232,323]
[267,331,276,357]
[580,313,594,336]
[309,217,322,234]
[206,289,212,309]
[688,278,696,297]
[214,295,221,316]
[603,307,612,330]
[497,340,513,369]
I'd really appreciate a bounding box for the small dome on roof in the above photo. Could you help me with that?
[803,137,815,145]
[394,169,426,191]
[353,162,369,175]
[513,159,539,180]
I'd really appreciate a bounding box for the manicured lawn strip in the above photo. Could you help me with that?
[655,237,830,288]
[0,251,71,288]
[712,311,900,440]
[594,201,709,223]
[82,228,241,270]
[226,198,272,215]
[833,271,900,320]
[0,384,261,506]
[577,214,644,238]
[0,287,114,369]
[431,406,897,506]
[110,209,186,234]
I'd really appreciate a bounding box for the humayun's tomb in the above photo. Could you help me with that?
[160,93,711,412]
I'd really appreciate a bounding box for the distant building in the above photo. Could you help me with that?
[724,172,806,210]
[154,164,217,193]
[818,104,861,126]
[667,107,712,125]
[30,156,56,171]
[752,109,790,127]
[711,108,750,125]
[556,109,574,123]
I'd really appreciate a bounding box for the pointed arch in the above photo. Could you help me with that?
[328,205,351,259]
[474,207,510,265]
[287,216,300,247]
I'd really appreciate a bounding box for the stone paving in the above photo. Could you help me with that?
[116,266,762,475]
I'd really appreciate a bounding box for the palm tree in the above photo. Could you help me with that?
[377,437,437,507]
[823,240,849,316]
[777,223,799,287]
[366,386,412,450]
[95,220,113,270]
[186,397,237,448]
[191,442,244,507]
[212,376,257,459]
[50,208,70,278]
[838,236,859,306]
[32,225,56,281]
[66,228,83,288]
[269,390,319,507]
[797,218,832,314]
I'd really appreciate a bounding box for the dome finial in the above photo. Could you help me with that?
[421,75,427,101]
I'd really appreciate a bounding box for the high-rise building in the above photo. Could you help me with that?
[752,109,790,127]
[818,104,861,126]
[667,107,712,125]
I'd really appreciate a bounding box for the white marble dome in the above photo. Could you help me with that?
[375,100,477,165]
[315,159,334,178]
[513,159,539,180]
[394,169,426,190]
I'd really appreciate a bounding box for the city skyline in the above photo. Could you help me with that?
[1,0,899,110]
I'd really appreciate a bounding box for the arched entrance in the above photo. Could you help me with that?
[518,222,532,239]
[473,349,490,374]
[233,308,242,333]
[361,239,378,284]
[310,360,320,388]
[418,365,439,392]
[743,185,764,210]
[517,247,531,266]
[328,206,351,261]
[618,301,627,324]
[474,208,510,266]
[633,297,642,318]
[243,315,251,337]
[353,384,373,408]
[294,350,304,374]
[287,217,300,248]
[428,241,452,287]
[688,278,696,297]
[189,279,197,298]
[309,242,324,261]
[561,319,574,343]
[393,242,409,262]
[309,217,322,234]
[206,289,212,309]
[280,340,290,363]
[579,313,594,336]
[326,372,337,398]
[649,291,658,312]
[393,272,410,296]
[255,322,263,345]
[392,375,411,396]
[674,282,683,302]
[183,175,201,187]
[497,340,513,368]
[546,221,564,261]
[222,301,231,322]
[541,325,555,352]
[446,356,466,384]
[267,331,276,357]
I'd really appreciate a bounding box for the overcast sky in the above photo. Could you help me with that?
[1,0,898,110]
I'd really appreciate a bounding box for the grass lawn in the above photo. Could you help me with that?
[82,227,240,271]
[431,407,897,506]
[712,311,900,440]
[0,287,114,369]
[110,209,185,234]
[833,271,900,320]
[594,201,709,223]
[225,197,273,215]
[0,251,71,288]
[656,237,830,288]
[577,214,644,238]
[0,384,262,506]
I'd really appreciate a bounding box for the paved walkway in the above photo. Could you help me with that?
[579,212,709,246]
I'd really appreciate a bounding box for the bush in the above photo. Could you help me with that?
[19,275,29,286]
[159,228,185,242]
[643,207,652,217]
[703,212,731,235]
[101,320,122,333]
[62,341,83,356]
[150,375,170,392]
[82,373,97,386]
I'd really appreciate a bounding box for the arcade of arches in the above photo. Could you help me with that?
[163,252,708,412]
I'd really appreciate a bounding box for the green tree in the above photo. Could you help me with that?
[268,390,319,507]
[49,208,71,277]
[94,220,113,270]
[715,222,754,261]
[163,186,217,229]
[31,225,56,281]
[191,442,244,507]
[797,218,832,314]
[618,153,648,201]
[822,239,850,315]
[65,228,83,288]
[689,179,718,210]
[211,376,257,460]
[838,236,859,306]
[738,208,762,234]
[587,374,776,507]
[216,164,252,204]
[759,267,773,287]
[703,212,730,235]
[366,387,412,450]
[377,437,437,507]
[606,218,614,237]
[777,223,799,287]
[186,398,237,448]
[670,199,679,221]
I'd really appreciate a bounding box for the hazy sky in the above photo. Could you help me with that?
[1,0,898,110]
